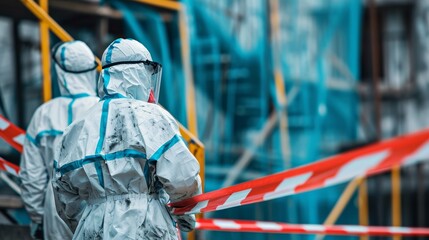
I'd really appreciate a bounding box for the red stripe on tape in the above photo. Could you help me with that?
[0,157,19,176]
[0,115,24,153]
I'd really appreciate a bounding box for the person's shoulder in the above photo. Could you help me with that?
[27,98,68,133]
[79,96,100,103]
[124,101,178,125]
[141,102,176,122]
[34,97,64,112]
[147,102,173,114]
[70,100,103,124]
[108,99,177,123]
[34,97,73,117]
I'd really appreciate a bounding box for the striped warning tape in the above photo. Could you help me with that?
[0,157,19,176]
[196,219,429,236]
[0,115,25,153]
[171,129,429,214]
[1,114,429,222]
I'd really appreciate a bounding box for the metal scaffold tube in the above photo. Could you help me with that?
[392,166,402,240]
[130,0,181,11]
[269,0,291,169]
[39,0,51,102]
[359,178,369,240]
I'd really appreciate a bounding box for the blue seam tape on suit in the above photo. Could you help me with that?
[60,149,147,175]
[94,99,112,187]
[26,130,63,146]
[59,134,181,175]
[60,44,72,95]
[102,38,122,96]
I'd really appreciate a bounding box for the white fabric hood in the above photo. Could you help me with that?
[98,38,161,102]
[52,40,98,97]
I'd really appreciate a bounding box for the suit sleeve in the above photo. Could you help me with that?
[52,173,84,232]
[52,131,86,233]
[19,122,48,224]
[155,134,202,203]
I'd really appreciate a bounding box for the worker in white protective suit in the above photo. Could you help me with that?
[53,38,201,239]
[19,41,99,240]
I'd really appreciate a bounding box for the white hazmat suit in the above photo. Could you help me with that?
[53,38,201,239]
[19,40,100,239]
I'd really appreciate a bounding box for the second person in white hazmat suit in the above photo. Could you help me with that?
[19,41,100,239]
[53,38,201,239]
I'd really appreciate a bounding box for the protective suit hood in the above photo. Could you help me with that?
[52,41,98,97]
[98,38,162,102]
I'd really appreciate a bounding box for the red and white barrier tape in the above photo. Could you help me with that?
[171,129,429,214]
[196,219,429,237]
[0,115,24,153]
[0,157,19,176]
[1,115,429,220]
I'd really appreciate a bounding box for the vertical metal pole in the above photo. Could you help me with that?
[269,0,291,169]
[13,20,24,128]
[40,0,51,102]
[392,166,402,240]
[359,178,369,240]
[179,8,198,136]
[417,162,426,227]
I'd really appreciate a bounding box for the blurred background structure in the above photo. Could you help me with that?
[0,0,429,239]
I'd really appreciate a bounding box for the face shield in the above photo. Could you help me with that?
[102,60,162,103]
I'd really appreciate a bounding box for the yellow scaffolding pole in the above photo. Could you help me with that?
[130,0,181,11]
[40,0,51,102]
[358,178,369,240]
[269,0,291,168]
[179,123,205,191]
[316,177,363,240]
[178,9,198,137]
[392,166,402,240]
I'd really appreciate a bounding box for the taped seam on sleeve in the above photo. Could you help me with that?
[149,134,181,161]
